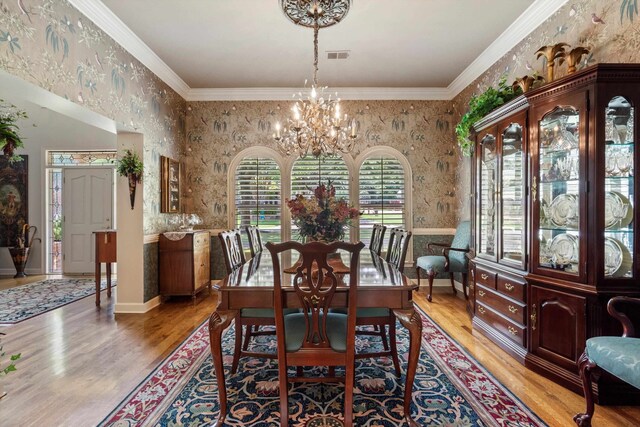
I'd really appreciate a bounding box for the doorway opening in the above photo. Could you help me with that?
[46,150,117,274]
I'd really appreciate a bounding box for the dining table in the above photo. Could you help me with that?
[208,248,423,427]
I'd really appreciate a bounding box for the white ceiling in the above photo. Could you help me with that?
[72,0,568,100]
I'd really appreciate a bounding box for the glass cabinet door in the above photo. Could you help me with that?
[500,122,525,267]
[478,133,498,260]
[536,106,582,276]
[603,96,634,279]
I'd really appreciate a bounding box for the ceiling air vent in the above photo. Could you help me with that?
[327,51,349,60]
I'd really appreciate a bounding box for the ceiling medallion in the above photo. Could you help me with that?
[274,0,357,158]
[280,0,351,28]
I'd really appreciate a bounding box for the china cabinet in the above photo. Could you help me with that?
[472,98,529,360]
[470,64,640,403]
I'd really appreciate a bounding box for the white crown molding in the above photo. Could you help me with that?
[68,0,190,99]
[447,0,570,98]
[186,87,453,101]
[70,0,565,102]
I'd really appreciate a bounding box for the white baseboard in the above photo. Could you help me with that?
[114,295,161,314]
[416,278,466,294]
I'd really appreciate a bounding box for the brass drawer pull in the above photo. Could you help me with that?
[508,326,518,336]
[478,290,486,297]
[508,305,518,314]
[504,283,514,291]
[478,306,486,314]
[481,273,489,280]
[531,304,537,331]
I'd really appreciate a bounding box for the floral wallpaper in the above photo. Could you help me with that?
[2,0,639,235]
[184,100,460,229]
[0,0,186,234]
[454,0,640,207]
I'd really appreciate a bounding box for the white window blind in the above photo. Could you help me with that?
[359,155,405,249]
[234,157,281,245]
[290,155,350,240]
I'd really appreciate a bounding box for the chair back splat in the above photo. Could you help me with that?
[369,224,387,256]
[218,229,246,273]
[265,240,365,426]
[245,225,263,258]
[386,228,412,272]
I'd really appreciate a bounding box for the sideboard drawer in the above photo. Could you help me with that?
[476,302,526,347]
[475,266,497,289]
[497,274,526,303]
[476,284,526,324]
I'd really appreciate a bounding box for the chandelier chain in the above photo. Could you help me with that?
[274,0,357,158]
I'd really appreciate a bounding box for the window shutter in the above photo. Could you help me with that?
[359,156,405,248]
[234,157,281,245]
[290,155,350,240]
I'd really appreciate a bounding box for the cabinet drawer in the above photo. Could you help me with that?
[497,274,525,302]
[476,302,526,347]
[194,231,210,249]
[475,266,497,289]
[476,284,526,324]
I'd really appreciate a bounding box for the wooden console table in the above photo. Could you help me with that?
[94,230,116,306]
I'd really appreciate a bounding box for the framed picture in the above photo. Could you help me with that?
[160,155,180,213]
[0,156,28,247]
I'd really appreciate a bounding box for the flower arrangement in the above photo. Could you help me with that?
[116,149,144,209]
[287,182,360,242]
[0,99,29,163]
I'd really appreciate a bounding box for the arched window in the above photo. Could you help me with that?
[358,152,408,250]
[234,156,281,244]
[290,154,350,240]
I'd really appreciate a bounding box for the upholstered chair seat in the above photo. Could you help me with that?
[575,297,640,426]
[284,312,348,352]
[585,337,640,389]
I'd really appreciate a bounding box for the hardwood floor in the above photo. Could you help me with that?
[0,277,638,426]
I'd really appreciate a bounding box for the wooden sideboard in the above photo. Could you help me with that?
[159,230,211,301]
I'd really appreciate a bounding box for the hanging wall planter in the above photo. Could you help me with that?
[117,149,144,210]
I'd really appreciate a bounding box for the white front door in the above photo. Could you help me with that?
[63,167,114,273]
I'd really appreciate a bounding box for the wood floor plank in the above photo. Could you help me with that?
[0,277,638,426]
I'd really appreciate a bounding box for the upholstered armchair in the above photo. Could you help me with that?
[415,221,470,302]
[574,296,640,426]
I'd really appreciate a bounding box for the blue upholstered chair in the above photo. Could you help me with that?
[415,221,470,302]
[574,296,640,427]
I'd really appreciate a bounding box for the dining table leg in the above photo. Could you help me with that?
[208,309,237,427]
[393,307,423,427]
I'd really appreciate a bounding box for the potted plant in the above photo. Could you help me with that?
[116,149,144,209]
[0,332,21,399]
[0,99,28,163]
[455,77,522,156]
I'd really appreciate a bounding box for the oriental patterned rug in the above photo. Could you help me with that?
[99,306,546,427]
[0,278,115,324]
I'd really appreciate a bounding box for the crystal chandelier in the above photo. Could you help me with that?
[274,0,357,158]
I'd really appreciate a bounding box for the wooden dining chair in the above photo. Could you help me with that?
[218,228,277,374]
[368,223,387,256]
[245,225,263,258]
[353,228,412,375]
[266,240,365,427]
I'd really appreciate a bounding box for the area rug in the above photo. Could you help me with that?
[0,278,115,324]
[99,306,546,427]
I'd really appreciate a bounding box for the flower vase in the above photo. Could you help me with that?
[128,174,137,210]
[8,247,29,278]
